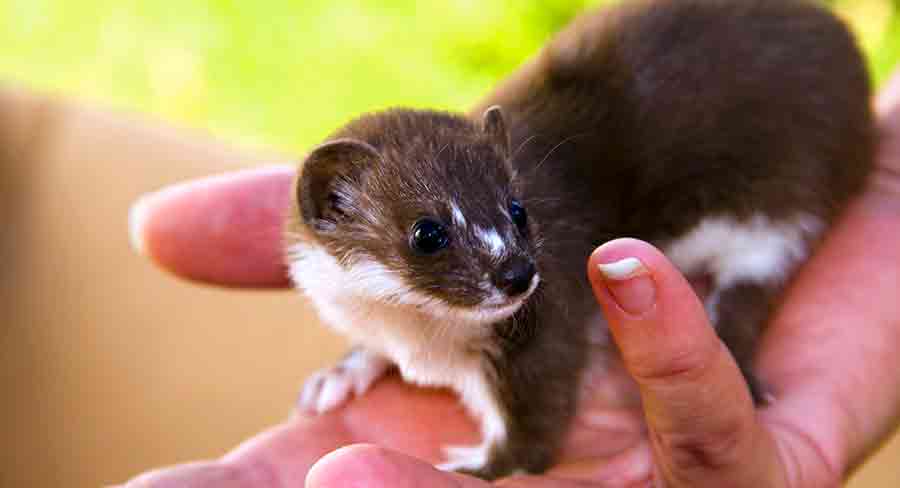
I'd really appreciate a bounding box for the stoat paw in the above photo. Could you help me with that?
[297,350,390,414]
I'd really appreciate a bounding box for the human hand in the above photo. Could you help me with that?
[121,69,900,487]
[121,164,650,487]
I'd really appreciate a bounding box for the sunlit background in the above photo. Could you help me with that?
[1,0,898,151]
[1,1,898,487]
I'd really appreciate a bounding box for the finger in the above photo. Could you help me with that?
[129,166,295,288]
[587,238,782,487]
[876,66,900,120]
[117,415,349,488]
[874,67,900,197]
[117,377,478,487]
[546,442,654,487]
[306,443,656,488]
[115,461,271,488]
[307,444,491,488]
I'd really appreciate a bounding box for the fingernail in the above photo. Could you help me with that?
[597,258,656,315]
[128,181,190,256]
[128,194,152,255]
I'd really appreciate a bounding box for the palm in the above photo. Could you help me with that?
[121,70,900,487]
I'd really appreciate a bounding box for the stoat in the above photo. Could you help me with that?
[284,0,874,479]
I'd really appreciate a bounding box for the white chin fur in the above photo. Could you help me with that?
[288,242,540,328]
[441,274,541,325]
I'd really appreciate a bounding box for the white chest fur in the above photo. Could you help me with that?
[288,244,491,381]
[288,242,508,469]
[663,213,825,324]
[663,213,824,285]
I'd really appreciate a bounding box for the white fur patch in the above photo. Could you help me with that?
[287,243,500,381]
[288,244,529,327]
[451,201,467,228]
[475,226,506,258]
[288,244,435,310]
[298,348,391,414]
[288,242,514,473]
[437,369,507,473]
[663,213,824,287]
[288,245,400,298]
[438,445,491,473]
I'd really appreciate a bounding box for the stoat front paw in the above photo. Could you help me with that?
[298,349,391,414]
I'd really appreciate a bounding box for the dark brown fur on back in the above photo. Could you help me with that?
[469,1,873,476]
[484,0,873,240]
[469,0,873,477]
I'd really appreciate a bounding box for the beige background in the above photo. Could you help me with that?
[1,88,897,487]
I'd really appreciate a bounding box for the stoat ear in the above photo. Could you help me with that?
[297,138,380,231]
[482,105,510,158]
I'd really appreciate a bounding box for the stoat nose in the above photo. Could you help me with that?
[496,258,536,296]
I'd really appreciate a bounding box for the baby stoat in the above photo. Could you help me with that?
[284,0,874,480]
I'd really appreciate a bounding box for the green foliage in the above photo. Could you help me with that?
[0,0,896,151]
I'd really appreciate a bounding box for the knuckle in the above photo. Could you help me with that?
[628,341,721,385]
[655,418,748,473]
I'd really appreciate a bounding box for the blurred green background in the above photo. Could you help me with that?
[0,0,898,153]
[1,1,899,487]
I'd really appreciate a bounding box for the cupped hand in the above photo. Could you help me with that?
[121,69,900,487]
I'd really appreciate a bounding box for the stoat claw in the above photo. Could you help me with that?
[297,349,391,414]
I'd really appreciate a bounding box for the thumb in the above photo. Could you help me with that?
[587,239,783,487]
[306,445,491,488]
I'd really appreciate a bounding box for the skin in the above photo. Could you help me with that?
[121,68,900,487]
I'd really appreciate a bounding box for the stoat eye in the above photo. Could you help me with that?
[411,219,450,254]
[509,199,527,230]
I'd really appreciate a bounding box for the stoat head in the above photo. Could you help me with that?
[287,106,540,326]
